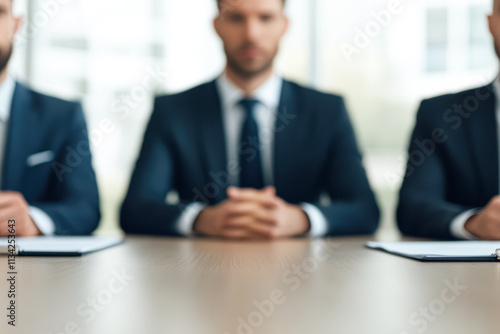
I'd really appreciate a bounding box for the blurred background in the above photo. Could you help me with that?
[8,0,498,236]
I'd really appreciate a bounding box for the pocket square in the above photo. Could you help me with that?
[26,150,55,167]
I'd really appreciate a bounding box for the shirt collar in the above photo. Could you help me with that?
[0,75,16,122]
[216,72,283,110]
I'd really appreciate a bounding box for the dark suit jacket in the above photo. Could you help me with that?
[1,82,100,235]
[397,82,496,239]
[121,79,379,236]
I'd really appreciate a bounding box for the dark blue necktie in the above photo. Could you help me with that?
[238,98,264,189]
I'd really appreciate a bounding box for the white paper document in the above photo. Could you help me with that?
[0,236,123,256]
[366,241,500,262]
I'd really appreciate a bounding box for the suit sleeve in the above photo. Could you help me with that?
[316,98,380,236]
[32,103,100,235]
[397,101,472,240]
[120,100,188,236]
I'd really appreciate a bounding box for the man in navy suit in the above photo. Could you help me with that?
[398,0,500,240]
[0,0,100,236]
[121,0,379,238]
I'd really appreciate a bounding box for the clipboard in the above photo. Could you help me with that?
[366,241,500,262]
[0,236,123,256]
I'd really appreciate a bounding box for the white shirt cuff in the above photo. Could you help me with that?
[29,206,55,235]
[176,203,206,236]
[301,203,329,237]
[450,209,479,240]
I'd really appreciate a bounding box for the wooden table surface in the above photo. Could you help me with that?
[1,236,499,334]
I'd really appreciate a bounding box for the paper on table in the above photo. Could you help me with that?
[366,241,500,261]
[0,236,123,256]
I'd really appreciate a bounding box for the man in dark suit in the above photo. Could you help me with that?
[397,0,500,240]
[121,0,379,238]
[0,0,100,236]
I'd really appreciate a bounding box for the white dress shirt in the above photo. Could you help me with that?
[0,75,55,235]
[177,73,329,237]
[450,77,500,240]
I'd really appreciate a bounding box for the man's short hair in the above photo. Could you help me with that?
[216,0,285,8]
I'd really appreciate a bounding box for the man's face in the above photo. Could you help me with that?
[214,0,288,78]
[0,0,19,73]
[489,1,500,60]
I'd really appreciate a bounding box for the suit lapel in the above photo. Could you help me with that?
[2,83,32,191]
[198,80,228,203]
[273,81,298,197]
[468,83,498,200]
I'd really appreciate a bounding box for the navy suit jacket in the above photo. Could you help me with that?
[397,83,496,240]
[2,83,100,235]
[121,79,379,237]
